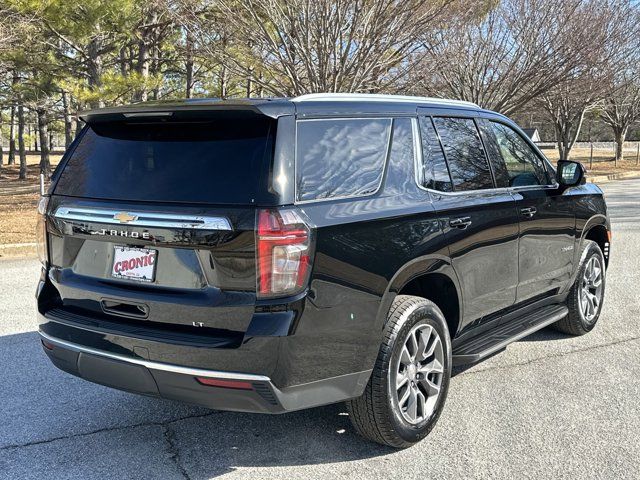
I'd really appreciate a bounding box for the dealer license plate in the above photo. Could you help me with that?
[111,246,157,283]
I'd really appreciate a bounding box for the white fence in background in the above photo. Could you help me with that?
[537,141,640,151]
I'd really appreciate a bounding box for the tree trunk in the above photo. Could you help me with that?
[18,103,27,180]
[552,108,587,161]
[87,39,104,108]
[257,72,264,97]
[33,121,39,152]
[557,142,570,161]
[246,60,254,97]
[37,107,51,178]
[152,42,161,100]
[0,110,4,171]
[185,28,194,98]
[220,65,227,99]
[62,90,74,147]
[75,117,83,139]
[554,121,572,161]
[136,39,150,102]
[8,105,16,165]
[220,36,228,98]
[135,10,158,102]
[119,46,128,76]
[613,127,626,166]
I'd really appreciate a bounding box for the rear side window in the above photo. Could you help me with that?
[477,119,510,188]
[419,116,452,192]
[296,118,392,202]
[433,117,494,191]
[54,118,275,204]
[384,118,415,195]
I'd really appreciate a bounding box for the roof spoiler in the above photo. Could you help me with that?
[79,100,294,124]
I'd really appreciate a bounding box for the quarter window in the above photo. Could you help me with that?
[490,122,549,187]
[296,118,391,202]
[433,117,494,191]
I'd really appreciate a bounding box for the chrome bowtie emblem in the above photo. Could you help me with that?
[113,212,138,223]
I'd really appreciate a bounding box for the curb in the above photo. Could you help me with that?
[588,171,640,184]
[0,243,38,259]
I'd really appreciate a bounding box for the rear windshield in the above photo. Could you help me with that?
[54,117,275,204]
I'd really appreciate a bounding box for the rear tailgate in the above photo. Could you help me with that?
[41,112,279,338]
[46,197,258,332]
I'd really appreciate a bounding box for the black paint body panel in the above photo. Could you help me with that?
[36,97,610,412]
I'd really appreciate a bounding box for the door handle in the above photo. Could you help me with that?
[520,207,537,218]
[449,217,472,229]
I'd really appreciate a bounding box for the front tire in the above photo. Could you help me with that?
[554,240,606,335]
[346,295,452,448]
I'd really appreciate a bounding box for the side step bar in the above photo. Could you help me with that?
[452,304,569,366]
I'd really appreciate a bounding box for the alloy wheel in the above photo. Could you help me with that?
[394,323,445,425]
[579,256,603,323]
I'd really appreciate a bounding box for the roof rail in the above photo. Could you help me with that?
[291,93,479,108]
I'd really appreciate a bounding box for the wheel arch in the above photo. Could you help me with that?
[580,215,610,268]
[377,255,463,339]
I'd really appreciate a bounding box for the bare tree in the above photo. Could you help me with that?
[173,0,456,96]
[539,76,608,161]
[600,75,640,164]
[538,1,638,160]
[413,0,630,118]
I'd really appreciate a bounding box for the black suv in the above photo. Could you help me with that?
[36,93,610,448]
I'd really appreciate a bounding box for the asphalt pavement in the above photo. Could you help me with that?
[0,179,639,479]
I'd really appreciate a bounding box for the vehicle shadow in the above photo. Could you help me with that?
[166,403,394,478]
[517,325,573,342]
[0,331,393,478]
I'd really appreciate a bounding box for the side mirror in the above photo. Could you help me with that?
[557,160,585,188]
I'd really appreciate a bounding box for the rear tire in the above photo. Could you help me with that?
[346,295,451,448]
[554,240,606,335]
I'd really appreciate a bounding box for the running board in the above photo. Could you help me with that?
[452,304,568,366]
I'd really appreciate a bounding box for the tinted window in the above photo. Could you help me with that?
[490,122,549,187]
[433,117,494,191]
[55,118,275,204]
[477,119,510,188]
[296,118,391,201]
[419,116,452,192]
[385,118,415,195]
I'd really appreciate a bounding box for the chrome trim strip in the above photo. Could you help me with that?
[54,207,233,231]
[39,331,270,382]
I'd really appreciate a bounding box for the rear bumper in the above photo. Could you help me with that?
[39,329,371,414]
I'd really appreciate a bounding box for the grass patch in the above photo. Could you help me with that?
[0,156,62,246]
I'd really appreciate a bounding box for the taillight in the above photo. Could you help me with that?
[256,208,313,298]
[36,196,49,266]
